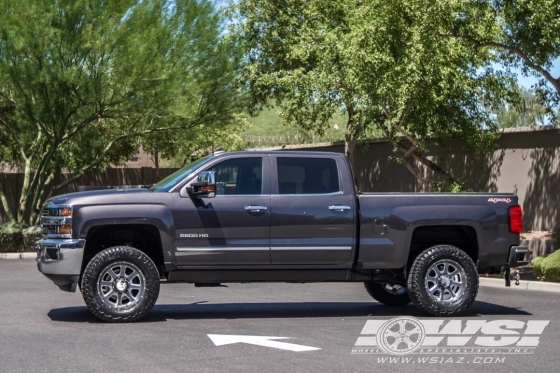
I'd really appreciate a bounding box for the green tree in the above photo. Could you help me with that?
[443,0,560,113]
[495,88,548,128]
[0,0,245,224]
[142,114,250,171]
[231,0,513,189]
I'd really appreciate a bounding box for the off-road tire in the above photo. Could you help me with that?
[408,245,478,316]
[364,282,411,306]
[81,246,160,322]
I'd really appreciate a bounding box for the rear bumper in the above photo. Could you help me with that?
[508,246,529,268]
[35,238,85,292]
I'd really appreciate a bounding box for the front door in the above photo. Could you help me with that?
[270,155,356,266]
[173,155,271,266]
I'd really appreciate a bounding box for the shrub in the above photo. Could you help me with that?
[0,222,28,253]
[541,250,560,282]
[532,250,560,282]
[531,255,547,278]
[23,225,44,251]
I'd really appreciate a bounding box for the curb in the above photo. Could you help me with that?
[479,277,560,293]
[0,253,36,260]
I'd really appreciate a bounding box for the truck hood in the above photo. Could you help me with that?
[47,188,152,206]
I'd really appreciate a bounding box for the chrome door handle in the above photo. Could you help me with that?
[244,205,267,212]
[329,205,351,211]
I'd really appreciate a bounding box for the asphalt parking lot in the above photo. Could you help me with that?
[1,259,558,373]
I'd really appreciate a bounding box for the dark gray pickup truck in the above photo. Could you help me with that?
[36,151,528,322]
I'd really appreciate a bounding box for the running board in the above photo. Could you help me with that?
[167,269,352,283]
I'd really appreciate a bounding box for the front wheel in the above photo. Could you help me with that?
[81,246,160,322]
[407,245,478,317]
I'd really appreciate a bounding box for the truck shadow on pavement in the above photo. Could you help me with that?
[48,300,531,323]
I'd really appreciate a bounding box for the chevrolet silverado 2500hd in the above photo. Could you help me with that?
[36,151,528,322]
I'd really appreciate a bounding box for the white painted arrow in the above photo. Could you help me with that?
[207,334,320,352]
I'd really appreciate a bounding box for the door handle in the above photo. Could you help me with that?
[245,205,267,212]
[329,205,351,211]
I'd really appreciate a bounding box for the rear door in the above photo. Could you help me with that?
[173,155,271,266]
[269,154,356,266]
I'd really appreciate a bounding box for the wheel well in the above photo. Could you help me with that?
[81,224,164,275]
[408,225,478,265]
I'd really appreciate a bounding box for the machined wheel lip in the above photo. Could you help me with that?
[381,282,408,295]
[424,258,467,303]
[97,261,146,310]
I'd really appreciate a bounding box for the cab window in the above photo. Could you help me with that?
[206,157,262,195]
[277,157,340,194]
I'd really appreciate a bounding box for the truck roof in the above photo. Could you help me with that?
[215,150,345,156]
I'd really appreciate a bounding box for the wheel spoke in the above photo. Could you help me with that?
[116,292,124,306]
[126,269,137,280]
[402,337,415,349]
[108,268,119,280]
[388,338,403,349]
[398,320,407,333]
[426,274,438,282]
[405,326,421,337]
[125,290,136,301]
[385,331,401,338]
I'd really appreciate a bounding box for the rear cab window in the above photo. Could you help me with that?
[277,157,340,194]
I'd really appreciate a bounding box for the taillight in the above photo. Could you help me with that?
[508,205,523,233]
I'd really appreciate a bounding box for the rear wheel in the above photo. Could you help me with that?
[364,282,411,306]
[407,245,478,316]
[81,246,160,322]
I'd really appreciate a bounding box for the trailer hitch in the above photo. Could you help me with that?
[503,266,520,287]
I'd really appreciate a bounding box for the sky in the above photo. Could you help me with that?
[513,57,560,92]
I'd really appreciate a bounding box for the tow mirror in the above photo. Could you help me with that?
[186,171,216,198]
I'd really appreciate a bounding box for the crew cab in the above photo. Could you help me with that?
[36,151,528,322]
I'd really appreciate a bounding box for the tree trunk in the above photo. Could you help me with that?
[0,189,16,223]
[154,151,160,179]
[344,105,361,190]
[397,140,455,190]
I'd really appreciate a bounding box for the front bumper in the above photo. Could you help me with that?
[36,238,86,292]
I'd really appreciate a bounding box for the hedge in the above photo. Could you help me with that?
[531,250,560,283]
[0,223,43,253]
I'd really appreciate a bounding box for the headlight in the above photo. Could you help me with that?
[40,204,73,238]
[59,207,72,217]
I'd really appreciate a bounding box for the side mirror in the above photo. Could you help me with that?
[186,171,216,198]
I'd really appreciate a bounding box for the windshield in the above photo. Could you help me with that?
[150,156,213,192]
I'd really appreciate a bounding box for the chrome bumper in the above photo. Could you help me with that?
[36,238,86,292]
